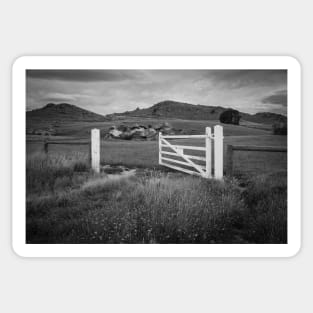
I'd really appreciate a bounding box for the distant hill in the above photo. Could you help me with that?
[240,112,287,124]
[26,101,287,136]
[27,103,107,122]
[106,100,225,120]
[26,103,108,135]
[106,100,287,125]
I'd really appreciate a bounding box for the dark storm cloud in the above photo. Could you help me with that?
[26,70,142,82]
[203,70,287,89]
[261,89,287,106]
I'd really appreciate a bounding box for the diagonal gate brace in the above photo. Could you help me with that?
[161,138,206,176]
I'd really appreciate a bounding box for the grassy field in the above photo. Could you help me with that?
[26,119,287,244]
[26,153,287,244]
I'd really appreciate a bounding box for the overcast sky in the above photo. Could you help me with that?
[26,69,287,116]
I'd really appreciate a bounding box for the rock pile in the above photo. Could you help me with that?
[26,127,57,136]
[107,122,181,140]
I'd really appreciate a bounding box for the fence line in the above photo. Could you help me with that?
[31,130,101,173]
[226,144,287,176]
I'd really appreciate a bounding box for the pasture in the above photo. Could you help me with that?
[27,134,287,174]
[26,120,287,244]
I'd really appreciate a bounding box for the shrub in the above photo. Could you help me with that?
[219,109,241,125]
[272,121,287,135]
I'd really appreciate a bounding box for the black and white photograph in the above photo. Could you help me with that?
[22,58,292,247]
[2,1,311,312]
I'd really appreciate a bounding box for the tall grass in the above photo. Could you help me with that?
[26,152,89,195]
[26,153,287,244]
[240,172,287,243]
[27,174,245,243]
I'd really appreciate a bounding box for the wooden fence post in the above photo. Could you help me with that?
[214,125,223,179]
[159,132,162,165]
[205,127,212,178]
[44,140,48,154]
[88,141,92,165]
[91,129,100,173]
[226,145,234,176]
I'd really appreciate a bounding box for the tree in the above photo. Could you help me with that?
[272,121,287,135]
[219,109,241,125]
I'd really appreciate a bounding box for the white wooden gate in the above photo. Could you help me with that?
[159,125,223,179]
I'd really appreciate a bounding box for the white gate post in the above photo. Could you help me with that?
[214,125,223,179]
[205,127,212,178]
[91,128,100,173]
[159,132,162,165]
